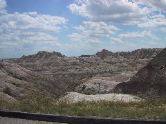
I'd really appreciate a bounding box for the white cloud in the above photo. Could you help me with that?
[0,0,166,57]
[68,21,118,43]
[0,0,67,55]
[119,31,153,39]
[67,0,166,54]
[160,27,166,32]
[66,30,162,56]
[0,0,6,12]
[0,12,67,32]
[109,30,162,51]
[69,0,166,29]
[69,0,149,24]
[67,21,120,55]
[68,0,166,50]
[113,31,160,45]
[141,0,166,12]
[138,14,166,28]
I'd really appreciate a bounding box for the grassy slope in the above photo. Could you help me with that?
[0,94,166,120]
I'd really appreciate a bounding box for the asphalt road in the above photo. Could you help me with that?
[0,117,67,124]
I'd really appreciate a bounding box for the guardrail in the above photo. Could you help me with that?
[0,110,166,124]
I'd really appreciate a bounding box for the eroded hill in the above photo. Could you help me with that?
[115,48,166,97]
[0,48,163,102]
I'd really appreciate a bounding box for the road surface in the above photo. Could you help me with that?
[0,117,67,124]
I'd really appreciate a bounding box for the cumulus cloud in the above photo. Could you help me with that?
[138,14,166,28]
[0,0,67,57]
[0,0,166,57]
[0,0,6,12]
[69,0,166,28]
[139,0,166,12]
[151,0,166,11]
[68,21,118,43]
[66,0,166,55]
[66,30,161,56]
[119,31,153,39]
[110,30,161,50]
[66,21,120,55]
[0,12,66,33]
[69,0,149,24]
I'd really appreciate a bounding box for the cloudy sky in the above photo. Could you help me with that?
[0,0,166,58]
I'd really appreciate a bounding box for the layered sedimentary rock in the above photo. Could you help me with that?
[0,48,163,101]
[115,48,166,97]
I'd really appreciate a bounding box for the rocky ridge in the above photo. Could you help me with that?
[114,48,166,97]
[0,48,163,102]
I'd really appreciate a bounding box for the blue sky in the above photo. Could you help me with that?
[0,0,166,58]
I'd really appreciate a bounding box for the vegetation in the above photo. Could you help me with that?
[0,95,166,120]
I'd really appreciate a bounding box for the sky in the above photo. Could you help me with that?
[0,0,166,58]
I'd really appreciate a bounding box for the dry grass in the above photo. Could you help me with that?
[0,95,166,120]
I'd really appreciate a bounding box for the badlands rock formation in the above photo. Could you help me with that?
[115,48,166,97]
[0,48,162,102]
[75,72,135,94]
[59,92,142,104]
